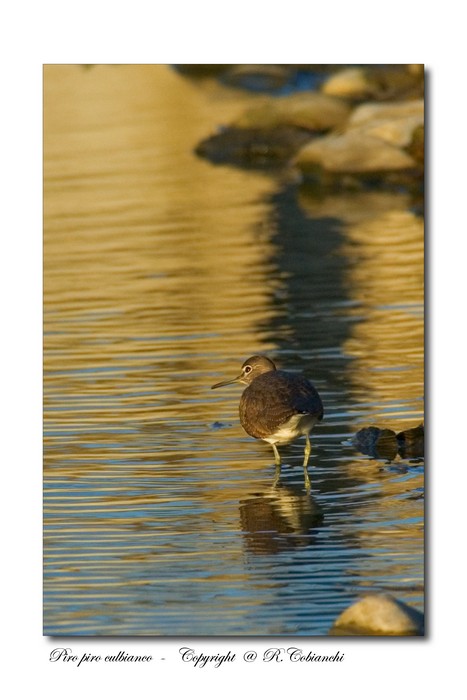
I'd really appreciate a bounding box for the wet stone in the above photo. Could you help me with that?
[347,99,424,147]
[330,593,424,636]
[294,98,424,183]
[353,424,424,460]
[211,421,230,430]
[353,426,399,460]
[195,125,313,168]
[397,423,424,459]
[295,130,417,177]
[234,93,351,132]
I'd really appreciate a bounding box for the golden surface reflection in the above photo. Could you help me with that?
[44,65,423,636]
[342,208,423,430]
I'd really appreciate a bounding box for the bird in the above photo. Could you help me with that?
[211,355,323,491]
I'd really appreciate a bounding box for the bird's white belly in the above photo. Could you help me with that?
[262,414,318,446]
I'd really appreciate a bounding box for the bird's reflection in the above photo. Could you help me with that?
[239,481,324,555]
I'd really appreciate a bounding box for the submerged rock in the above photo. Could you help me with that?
[397,423,424,458]
[353,424,424,460]
[330,593,424,636]
[195,125,312,168]
[353,426,399,460]
[195,93,352,169]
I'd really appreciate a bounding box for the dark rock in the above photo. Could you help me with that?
[397,423,424,458]
[353,426,399,460]
[211,421,229,430]
[353,424,424,460]
[368,65,424,101]
[195,125,313,168]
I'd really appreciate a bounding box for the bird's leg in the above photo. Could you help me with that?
[303,434,312,492]
[272,443,281,486]
[303,433,311,466]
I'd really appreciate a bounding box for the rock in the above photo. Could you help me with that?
[322,65,424,101]
[295,130,416,175]
[353,426,399,460]
[330,593,424,636]
[397,423,424,458]
[234,93,351,132]
[294,99,423,177]
[195,125,312,168]
[322,67,376,99]
[347,99,424,147]
[353,424,424,460]
[369,65,424,100]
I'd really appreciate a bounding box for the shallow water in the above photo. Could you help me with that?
[43,65,424,636]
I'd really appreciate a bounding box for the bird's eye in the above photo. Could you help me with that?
[244,365,252,374]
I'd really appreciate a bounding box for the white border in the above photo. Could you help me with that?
[3,1,464,697]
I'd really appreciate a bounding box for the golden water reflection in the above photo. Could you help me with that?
[342,208,423,430]
[298,188,424,432]
[44,65,424,636]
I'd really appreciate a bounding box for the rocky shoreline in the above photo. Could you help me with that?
[187,64,424,188]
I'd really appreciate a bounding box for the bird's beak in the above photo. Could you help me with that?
[211,374,242,389]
